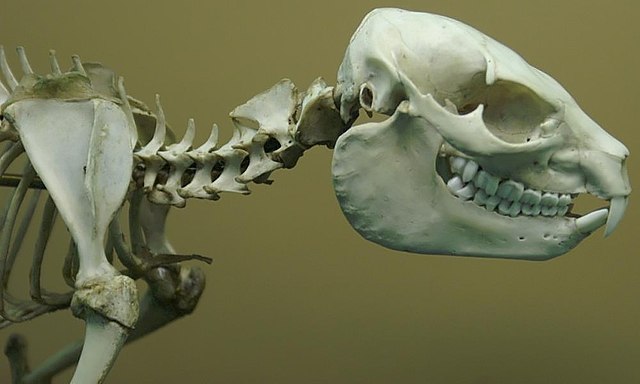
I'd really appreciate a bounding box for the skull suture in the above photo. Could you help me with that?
[332,8,631,260]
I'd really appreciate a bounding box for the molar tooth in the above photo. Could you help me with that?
[558,193,572,206]
[498,199,512,215]
[462,160,479,182]
[521,204,533,216]
[449,156,467,175]
[521,189,541,205]
[447,176,464,194]
[507,181,524,201]
[473,189,488,206]
[484,174,500,196]
[508,201,522,217]
[541,205,558,216]
[529,204,541,216]
[485,195,501,211]
[557,205,569,216]
[497,180,520,200]
[455,183,477,200]
[540,192,559,207]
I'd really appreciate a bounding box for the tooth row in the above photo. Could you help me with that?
[446,156,572,218]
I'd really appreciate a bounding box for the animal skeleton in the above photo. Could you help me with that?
[0,8,630,383]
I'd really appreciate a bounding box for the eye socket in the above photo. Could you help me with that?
[461,81,556,144]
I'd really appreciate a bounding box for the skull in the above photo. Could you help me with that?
[331,8,631,260]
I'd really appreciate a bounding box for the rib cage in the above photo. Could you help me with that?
[0,46,313,326]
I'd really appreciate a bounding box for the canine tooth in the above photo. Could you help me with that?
[449,156,467,174]
[521,189,541,205]
[541,192,559,206]
[462,160,479,182]
[605,196,628,237]
[473,189,488,206]
[473,170,488,189]
[484,174,500,196]
[576,208,608,234]
[447,176,464,193]
[485,194,501,211]
[541,205,558,216]
[497,180,523,200]
[455,183,476,200]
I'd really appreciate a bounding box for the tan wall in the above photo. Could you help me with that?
[1,1,638,383]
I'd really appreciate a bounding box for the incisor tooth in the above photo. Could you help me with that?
[449,157,467,174]
[462,160,479,182]
[447,176,464,193]
[456,183,476,200]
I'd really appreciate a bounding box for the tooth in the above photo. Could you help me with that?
[605,196,628,237]
[484,174,500,196]
[449,157,467,174]
[540,192,559,207]
[521,204,533,216]
[508,181,524,201]
[529,204,541,216]
[485,195,501,211]
[447,176,464,193]
[473,170,489,189]
[541,205,558,216]
[498,199,511,215]
[473,189,488,206]
[521,189,541,205]
[455,183,476,200]
[462,160,479,182]
[576,208,609,234]
[508,201,522,217]
[557,205,569,216]
[496,180,524,201]
[558,194,572,206]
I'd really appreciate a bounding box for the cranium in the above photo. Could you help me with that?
[332,8,631,260]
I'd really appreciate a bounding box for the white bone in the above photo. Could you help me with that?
[0,46,18,91]
[15,47,33,75]
[48,50,62,75]
[333,8,631,259]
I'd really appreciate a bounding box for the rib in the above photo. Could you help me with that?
[0,163,36,321]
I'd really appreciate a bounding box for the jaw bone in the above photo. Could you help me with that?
[332,8,630,260]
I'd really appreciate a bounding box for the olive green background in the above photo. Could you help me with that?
[0,1,638,383]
